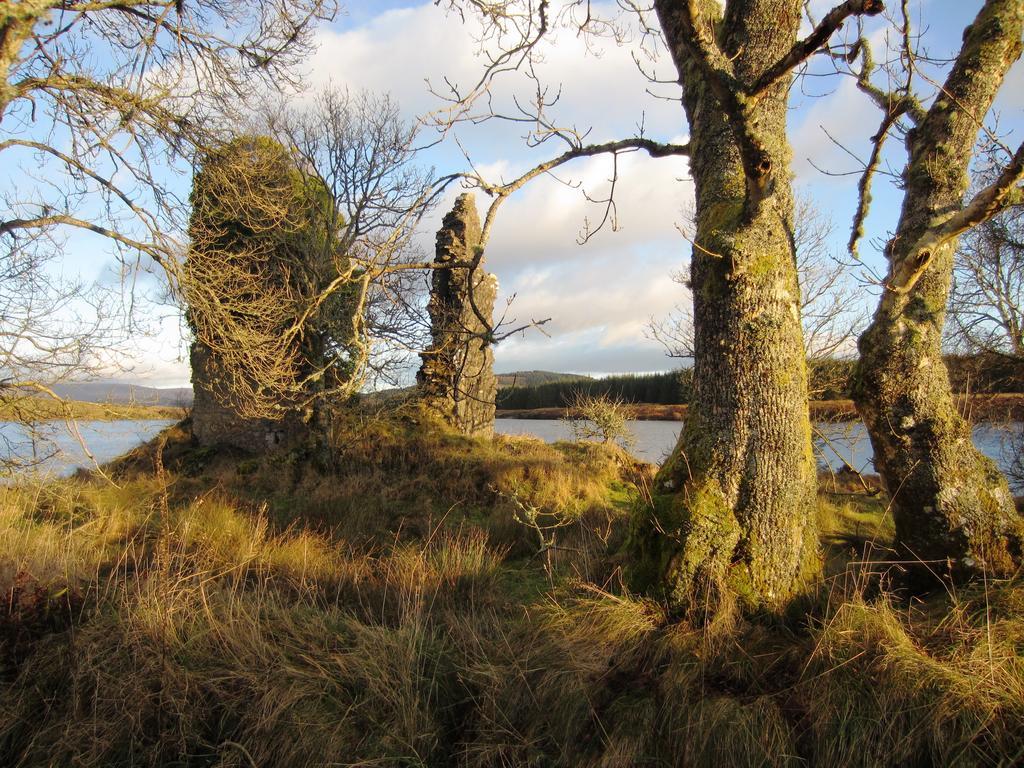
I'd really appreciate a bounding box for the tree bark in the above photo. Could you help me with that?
[853,0,1024,580]
[0,6,37,121]
[628,0,819,613]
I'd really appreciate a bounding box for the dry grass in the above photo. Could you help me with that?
[0,396,185,422]
[109,409,646,571]
[1,416,1023,766]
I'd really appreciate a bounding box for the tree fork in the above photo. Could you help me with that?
[626,0,833,614]
[853,0,1024,582]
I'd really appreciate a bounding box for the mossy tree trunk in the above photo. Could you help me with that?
[853,0,1024,580]
[628,0,885,613]
[0,3,44,120]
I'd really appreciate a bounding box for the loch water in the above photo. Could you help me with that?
[494,418,1024,493]
[4,417,1020,494]
[0,419,177,478]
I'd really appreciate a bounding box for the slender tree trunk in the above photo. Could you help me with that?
[629,0,819,613]
[853,0,1024,580]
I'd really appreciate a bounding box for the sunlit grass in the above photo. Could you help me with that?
[1,418,1022,766]
[0,396,184,422]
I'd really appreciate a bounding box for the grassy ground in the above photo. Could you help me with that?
[0,396,186,422]
[1,409,1022,766]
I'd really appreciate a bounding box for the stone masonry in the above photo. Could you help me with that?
[417,193,498,437]
[190,343,309,453]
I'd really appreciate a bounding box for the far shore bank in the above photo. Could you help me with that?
[0,397,186,423]
[497,393,1024,423]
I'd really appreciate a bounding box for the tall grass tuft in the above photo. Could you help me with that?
[2,419,1024,766]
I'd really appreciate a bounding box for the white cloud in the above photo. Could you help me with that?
[13,0,1019,399]
[125,358,192,389]
[495,328,676,376]
[301,1,1024,380]
[303,2,697,377]
[482,149,692,271]
[306,2,683,140]
[124,0,1024,385]
[306,7,479,116]
[490,242,687,374]
[416,148,694,378]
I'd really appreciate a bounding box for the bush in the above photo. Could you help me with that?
[563,390,635,449]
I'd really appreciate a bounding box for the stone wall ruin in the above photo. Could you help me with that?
[417,193,498,437]
[189,343,310,453]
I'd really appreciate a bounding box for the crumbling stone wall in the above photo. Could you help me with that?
[417,193,498,437]
[189,343,309,453]
[185,135,336,454]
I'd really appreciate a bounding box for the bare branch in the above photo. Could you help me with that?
[853,35,926,125]
[749,0,885,99]
[459,135,691,244]
[889,142,1024,295]
[0,213,168,263]
[848,110,899,259]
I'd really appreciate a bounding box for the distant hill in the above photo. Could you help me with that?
[496,371,593,389]
[51,381,193,407]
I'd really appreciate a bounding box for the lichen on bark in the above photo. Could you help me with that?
[853,0,1024,581]
[626,0,821,614]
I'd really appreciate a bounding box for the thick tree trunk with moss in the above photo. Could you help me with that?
[0,7,37,120]
[853,0,1024,580]
[628,0,819,613]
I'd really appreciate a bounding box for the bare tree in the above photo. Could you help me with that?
[181,89,440,423]
[2,0,337,265]
[850,0,1024,579]
[944,156,1024,508]
[268,89,436,390]
[0,241,120,389]
[0,235,126,472]
[947,160,1024,364]
[0,0,338,466]
[433,0,888,612]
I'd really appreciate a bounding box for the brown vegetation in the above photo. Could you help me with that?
[1,419,1022,766]
[0,397,185,423]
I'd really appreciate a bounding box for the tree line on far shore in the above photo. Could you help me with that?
[497,353,1024,410]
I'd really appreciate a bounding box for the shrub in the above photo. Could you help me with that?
[563,389,635,449]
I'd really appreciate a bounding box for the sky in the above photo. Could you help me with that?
[18,0,1024,388]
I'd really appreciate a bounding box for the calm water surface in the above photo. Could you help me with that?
[5,417,1020,493]
[494,418,1024,492]
[1,419,176,479]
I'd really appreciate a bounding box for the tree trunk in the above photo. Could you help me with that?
[628,0,818,614]
[0,9,35,121]
[853,0,1024,581]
